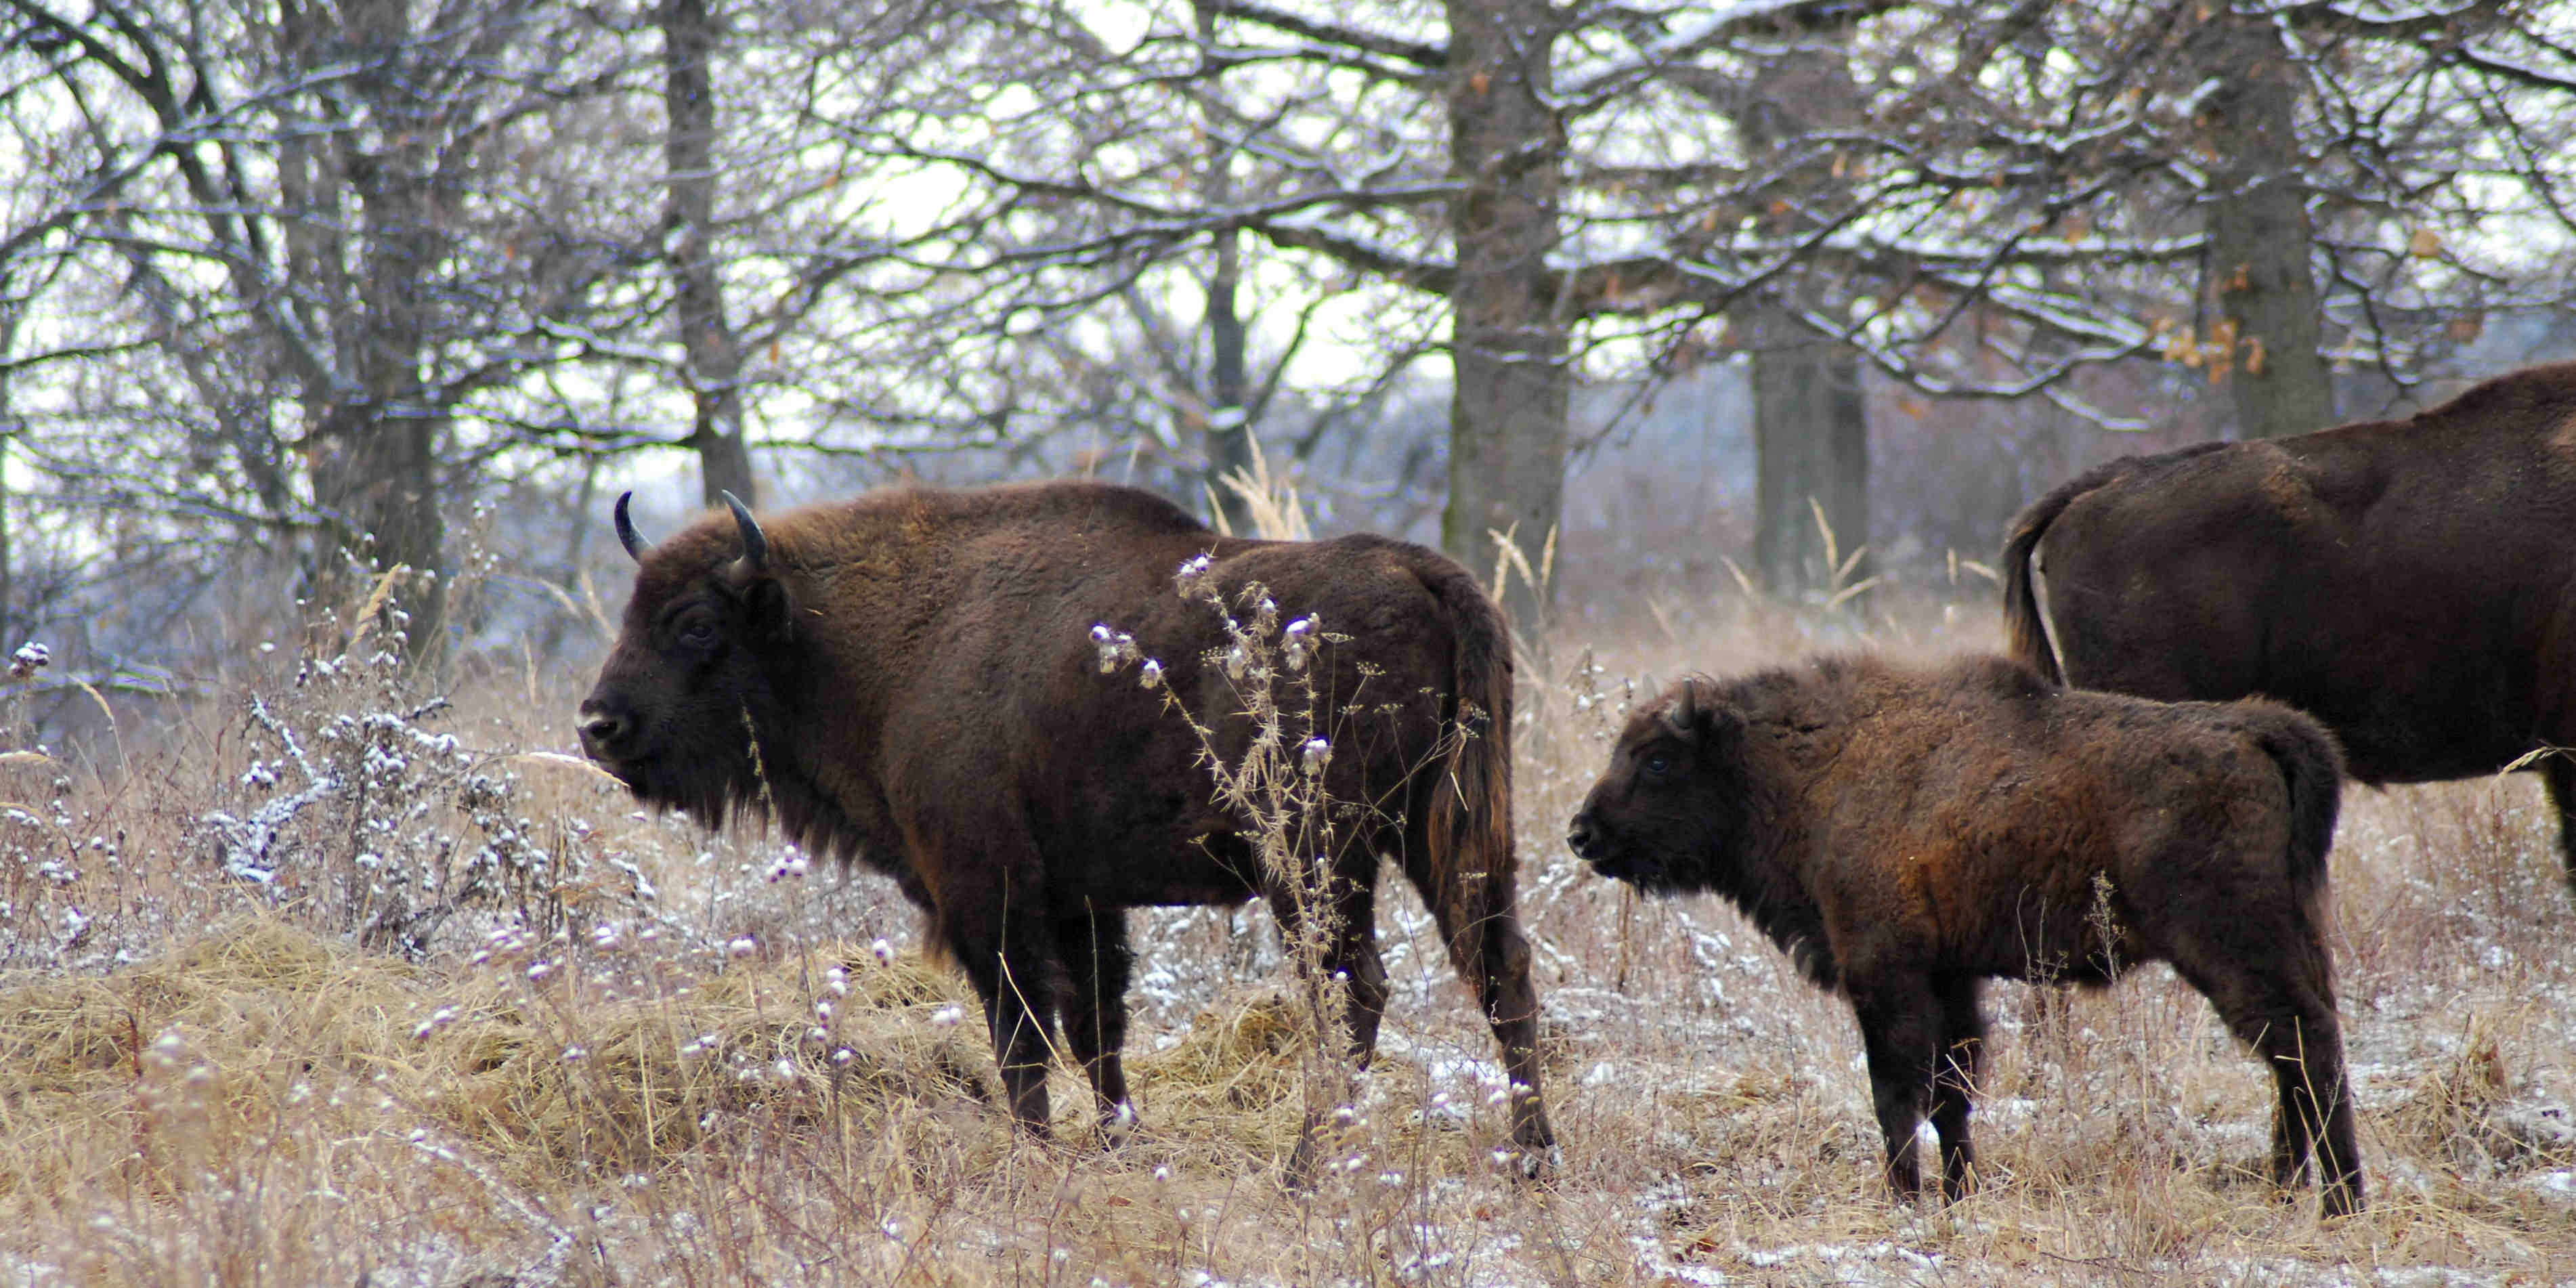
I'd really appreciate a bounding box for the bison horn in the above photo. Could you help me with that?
[1667,680,1702,735]
[722,490,768,570]
[613,491,649,562]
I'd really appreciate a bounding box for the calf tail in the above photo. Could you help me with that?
[2249,704,2346,899]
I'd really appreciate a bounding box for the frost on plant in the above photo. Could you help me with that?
[191,626,603,956]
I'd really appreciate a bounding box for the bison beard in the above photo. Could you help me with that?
[1568,655,2363,1218]
[2004,360,2576,893]
[576,482,1554,1170]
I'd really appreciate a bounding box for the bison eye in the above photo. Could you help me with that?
[677,620,719,650]
[1644,752,1672,777]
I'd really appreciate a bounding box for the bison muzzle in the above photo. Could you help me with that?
[578,481,1555,1171]
[1568,655,2363,1217]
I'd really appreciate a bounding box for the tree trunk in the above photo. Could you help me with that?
[307,0,448,660]
[2199,7,2333,439]
[1195,1,1255,533]
[664,0,757,507]
[1442,0,1568,639]
[1205,225,1255,532]
[1734,37,1870,601]
[1751,307,1869,599]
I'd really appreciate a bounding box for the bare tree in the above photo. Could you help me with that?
[3,0,661,660]
[662,0,758,505]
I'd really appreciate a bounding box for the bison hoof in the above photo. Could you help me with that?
[1491,1142,1560,1184]
[1095,1104,1139,1149]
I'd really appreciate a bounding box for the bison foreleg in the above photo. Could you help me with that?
[1058,907,1138,1141]
[1851,977,1945,1203]
[1930,974,1987,1202]
[948,905,1065,1140]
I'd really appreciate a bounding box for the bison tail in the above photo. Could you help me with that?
[2000,483,2080,687]
[1421,566,1518,980]
[2252,706,2346,898]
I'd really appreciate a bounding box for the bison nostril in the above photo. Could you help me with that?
[578,706,627,748]
[1566,816,1595,855]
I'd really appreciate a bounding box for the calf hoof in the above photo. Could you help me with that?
[1095,1102,1139,1149]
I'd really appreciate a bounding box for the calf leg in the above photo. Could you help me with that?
[1850,974,1945,1202]
[1058,905,1136,1140]
[2182,954,2365,1218]
[1930,974,1987,1201]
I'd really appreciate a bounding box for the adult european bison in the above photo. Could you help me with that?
[2004,362,2576,884]
[577,480,1554,1167]
[1566,655,2363,1216]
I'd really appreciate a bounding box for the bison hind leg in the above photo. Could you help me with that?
[1058,907,1138,1142]
[2543,757,2576,897]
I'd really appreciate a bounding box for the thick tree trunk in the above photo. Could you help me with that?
[1751,307,1870,599]
[1195,0,1255,534]
[1205,226,1255,532]
[664,0,756,507]
[307,0,447,660]
[1735,39,1870,601]
[1442,0,1568,639]
[2199,8,2333,439]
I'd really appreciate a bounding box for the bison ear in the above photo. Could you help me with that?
[742,577,794,644]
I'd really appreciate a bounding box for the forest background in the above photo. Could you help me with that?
[6,0,2574,689]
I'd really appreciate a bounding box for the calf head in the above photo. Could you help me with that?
[1567,679,1748,894]
[578,492,797,828]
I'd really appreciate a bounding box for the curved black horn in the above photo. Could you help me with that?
[613,491,649,562]
[722,490,767,569]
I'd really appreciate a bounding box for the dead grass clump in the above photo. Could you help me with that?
[2389,1008,2576,1180]
[430,940,997,1176]
[1132,983,1306,1122]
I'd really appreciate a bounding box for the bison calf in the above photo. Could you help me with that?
[1568,655,2363,1217]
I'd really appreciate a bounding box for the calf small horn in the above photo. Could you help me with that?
[613,491,649,562]
[722,490,768,570]
[1668,680,1701,734]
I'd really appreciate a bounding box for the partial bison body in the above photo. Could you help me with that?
[1568,655,2362,1217]
[2004,362,2576,882]
[578,481,1553,1165]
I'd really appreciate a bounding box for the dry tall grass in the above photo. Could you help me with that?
[1,563,2572,1285]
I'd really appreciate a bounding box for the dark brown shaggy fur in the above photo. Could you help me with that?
[2004,362,2576,884]
[578,479,1553,1165]
[1568,654,2362,1217]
